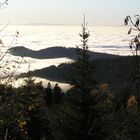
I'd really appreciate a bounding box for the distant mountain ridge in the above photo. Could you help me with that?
[18,56,136,92]
[9,46,120,60]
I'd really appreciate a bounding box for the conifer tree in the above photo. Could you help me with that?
[20,77,51,140]
[53,83,62,104]
[60,15,96,140]
[69,15,95,93]
[45,82,53,106]
[0,85,29,140]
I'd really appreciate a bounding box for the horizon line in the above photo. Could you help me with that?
[0,23,124,26]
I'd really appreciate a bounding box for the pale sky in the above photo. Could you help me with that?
[0,0,139,25]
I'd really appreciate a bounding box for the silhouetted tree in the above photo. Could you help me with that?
[124,15,140,99]
[59,16,97,140]
[53,83,62,104]
[69,16,95,93]
[45,82,53,106]
[0,85,29,140]
[19,78,51,140]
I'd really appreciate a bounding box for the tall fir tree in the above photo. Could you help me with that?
[69,15,96,94]
[59,15,97,140]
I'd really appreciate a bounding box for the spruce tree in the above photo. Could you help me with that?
[60,16,96,140]
[69,15,95,93]
[45,82,53,106]
[19,77,51,140]
[53,83,62,104]
[0,85,29,140]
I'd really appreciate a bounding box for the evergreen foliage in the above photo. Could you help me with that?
[45,82,53,106]
[20,78,51,140]
[58,16,97,140]
[68,15,96,93]
[53,83,63,104]
[0,85,29,140]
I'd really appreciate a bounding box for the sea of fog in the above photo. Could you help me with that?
[0,25,137,88]
[1,25,135,54]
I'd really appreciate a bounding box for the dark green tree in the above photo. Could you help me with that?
[53,83,62,104]
[44,82,53,106]
[0,85,29,140]
[59,16,97,140]
[69,15,95,93]
[19,77,51,140]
